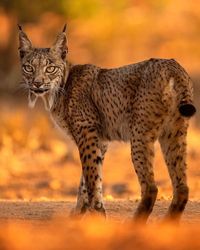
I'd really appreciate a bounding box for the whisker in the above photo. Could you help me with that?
[14,87,28,95]
[13,82,31,96]
[18,82,29,89]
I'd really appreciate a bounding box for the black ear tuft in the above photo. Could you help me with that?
[18,24,23,31]
[179,103,196,117]
[19,50,25,59]
[62,24,67,33]
[61,50,67,60]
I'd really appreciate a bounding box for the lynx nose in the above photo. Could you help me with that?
[33,81,43,88]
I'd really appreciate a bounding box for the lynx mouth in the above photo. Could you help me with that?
[30,88,49,95]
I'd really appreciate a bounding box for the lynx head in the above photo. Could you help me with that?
[18,25,68,110]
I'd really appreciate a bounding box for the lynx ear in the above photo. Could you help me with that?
[18,24,32,59]
[51,25,68,60]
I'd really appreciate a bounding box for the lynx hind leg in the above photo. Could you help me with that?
[159,116,189,221]
[73,128,107,217]
[131,129,158,222]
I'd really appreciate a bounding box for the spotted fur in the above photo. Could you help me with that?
[18,26,196,222]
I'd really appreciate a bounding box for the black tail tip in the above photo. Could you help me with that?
[179,104,196,117]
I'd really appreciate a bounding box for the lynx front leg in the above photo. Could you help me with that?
[74,143,107,216]
[74,128,106,216]
[74,175,89,215]
[131,130,158,222]
[159,117,189,221]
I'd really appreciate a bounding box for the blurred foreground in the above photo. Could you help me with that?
[2,219,200,250]
[0,200,200,250]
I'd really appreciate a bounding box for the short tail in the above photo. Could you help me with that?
[169,60,196,118]
[179,102,196,117]
[177,77,196,117]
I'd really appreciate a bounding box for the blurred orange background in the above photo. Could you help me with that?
[0,0,200,201]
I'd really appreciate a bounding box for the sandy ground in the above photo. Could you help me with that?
[0,200,200,250]
[0,199,199,224]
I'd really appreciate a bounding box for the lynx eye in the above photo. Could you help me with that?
[23,64,34,74]
[45,66,58,74]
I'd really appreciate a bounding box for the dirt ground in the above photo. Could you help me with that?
[0,199,199,223]
[0,200,199,250]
